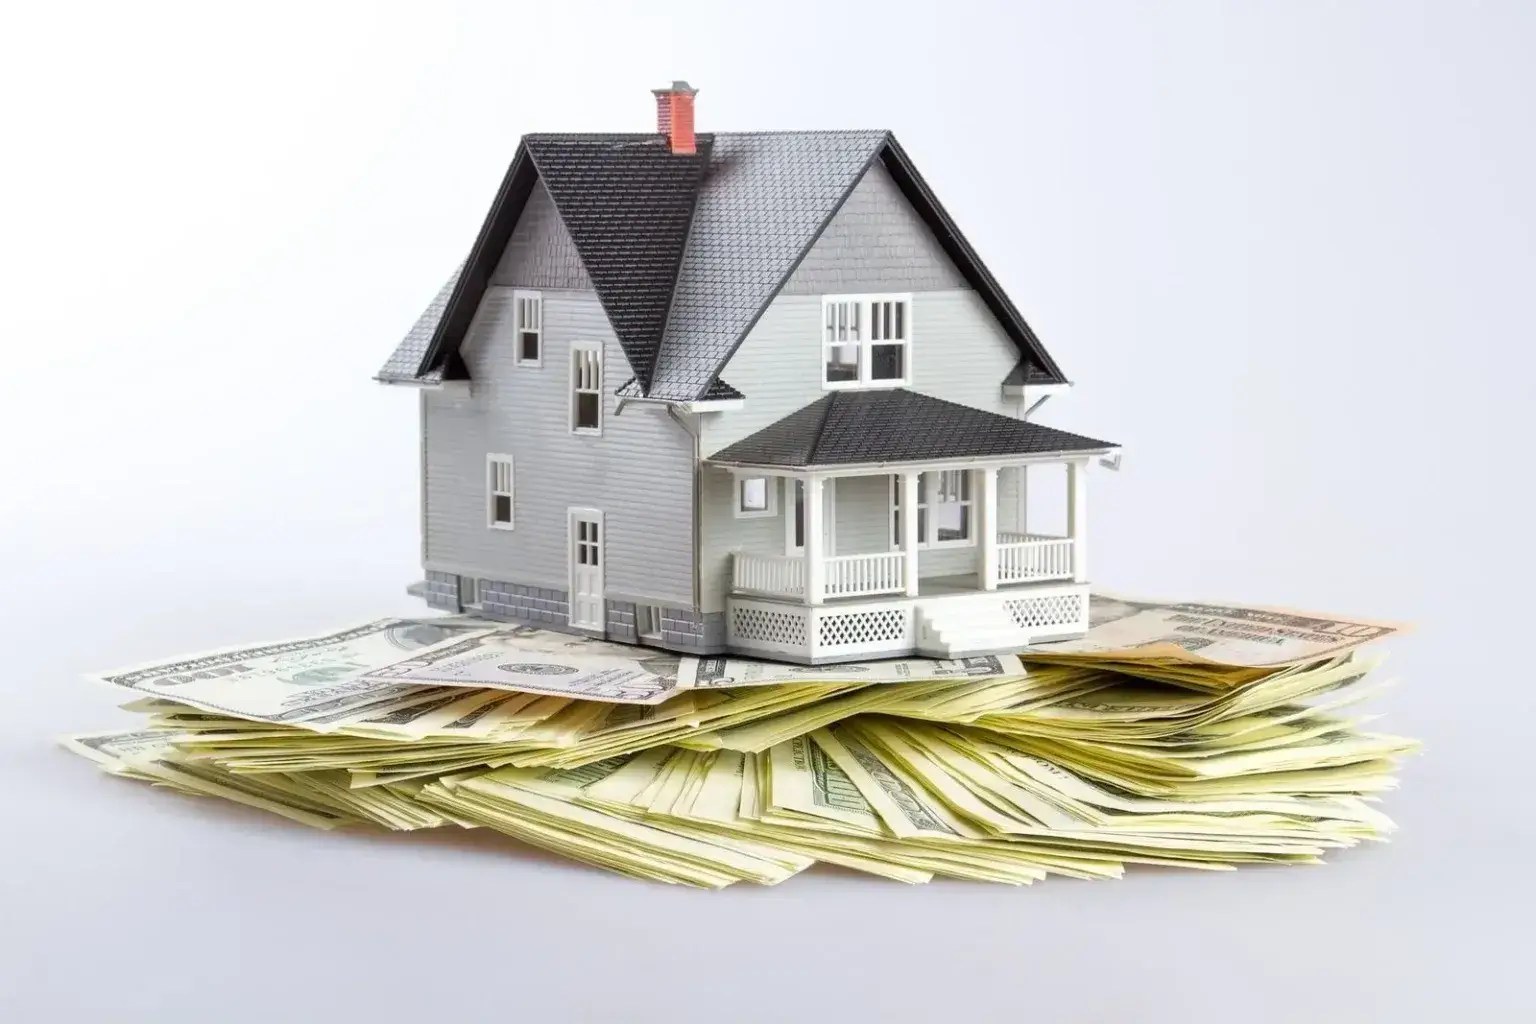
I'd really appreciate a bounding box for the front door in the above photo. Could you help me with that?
[568,508,605,630]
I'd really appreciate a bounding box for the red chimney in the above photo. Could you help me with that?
[651,81,698,155]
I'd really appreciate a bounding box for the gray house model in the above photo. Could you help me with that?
[378,83,1119,664]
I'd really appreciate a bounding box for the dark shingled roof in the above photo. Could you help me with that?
[525,134,710,392]
[707,390,1116,468]
[616,376,743,401]
[378,131,1071,395]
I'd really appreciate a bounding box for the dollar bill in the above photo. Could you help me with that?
[356,626,685,705]
[90,618,490,726]
[678,653,1024,689]
[1029,593,1408,668]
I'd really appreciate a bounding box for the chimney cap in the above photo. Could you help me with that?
[652,80,697,96]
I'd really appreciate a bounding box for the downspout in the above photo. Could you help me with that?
[666,405,703,613]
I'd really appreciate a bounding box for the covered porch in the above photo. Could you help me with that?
[705,388,1118,661]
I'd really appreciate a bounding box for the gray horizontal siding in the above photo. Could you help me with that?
[781,159,967,295]
[489,180,593,290]
[423,288,694,609]
[700,289,1029,457]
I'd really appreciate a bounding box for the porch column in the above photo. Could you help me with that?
[805,474,825,605]
[901,470,921,597]
[1016,464,1028,536]
[1067,460,1088,582]
[980,467,999,590]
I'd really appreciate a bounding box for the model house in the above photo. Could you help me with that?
[378,83,1119,663]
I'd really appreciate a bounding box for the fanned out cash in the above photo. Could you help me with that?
[63,596,1419,887]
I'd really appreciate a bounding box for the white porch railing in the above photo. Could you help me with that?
[732,551,906,600]
[997,533,1074,583]
[824,551,905,598]
[732,552,805,597]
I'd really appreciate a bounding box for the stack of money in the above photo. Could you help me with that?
[64,597,1419,887]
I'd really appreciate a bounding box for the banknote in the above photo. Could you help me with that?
[1029,593,1408,668]
[357,626,685,705]
[90,618,490,726]
[678,653,1025,690]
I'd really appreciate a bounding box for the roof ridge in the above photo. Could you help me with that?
[806,392,841,462]
[643,135,714,392]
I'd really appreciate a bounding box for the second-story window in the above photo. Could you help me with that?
[514,291,542,366]
[571,343,603,434]
[823,294,911,389]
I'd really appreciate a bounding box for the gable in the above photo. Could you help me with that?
[780,159,966,295]
[644,131,890,402]
[524,134,710,392]
[488,180,592,290]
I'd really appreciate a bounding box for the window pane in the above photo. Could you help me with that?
[576,392,600,429]
[521,330,540,361]
[871,343,904,380]
[892,509,901,547]
[936,504,970,542]
[825,344,860,382]
[494,495,512,523]
[894,301,905,340]
[741,477,768,512]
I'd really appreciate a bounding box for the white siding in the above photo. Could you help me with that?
[423,288,694,606]
[696,285,1035,610]
[700,289,1031,455]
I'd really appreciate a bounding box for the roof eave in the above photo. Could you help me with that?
[414,142,539,378]
[707,447,1121,473]
[879,136,1069,385]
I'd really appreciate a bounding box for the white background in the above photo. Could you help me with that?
[2,1,1532,1020]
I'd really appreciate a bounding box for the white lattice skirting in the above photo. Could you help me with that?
[726,583,1090,663]
[1003,591,1085,631]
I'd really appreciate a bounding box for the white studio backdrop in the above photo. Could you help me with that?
[1,2,1532,1021]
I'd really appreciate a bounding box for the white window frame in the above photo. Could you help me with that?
[734,473,778,519]
[570,342,603,435]
[513,290,542,367]
[487,454,514,530]
[822,293,912,390]
[458,575,484,610]
[890,470,975,550]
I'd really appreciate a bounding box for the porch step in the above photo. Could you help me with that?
[915,601,1031,658]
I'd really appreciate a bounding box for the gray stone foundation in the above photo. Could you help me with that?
[412,575,726,654]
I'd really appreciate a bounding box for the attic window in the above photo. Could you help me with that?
[823,294,911,389]
[514,291,542,366]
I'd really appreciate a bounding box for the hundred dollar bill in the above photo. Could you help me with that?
[357,626,684,705]
[1026,593,1408,669]
[678,653,1025,690]
[90,618,491,726]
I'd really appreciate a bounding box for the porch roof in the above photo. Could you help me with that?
[706,389,1117,470]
